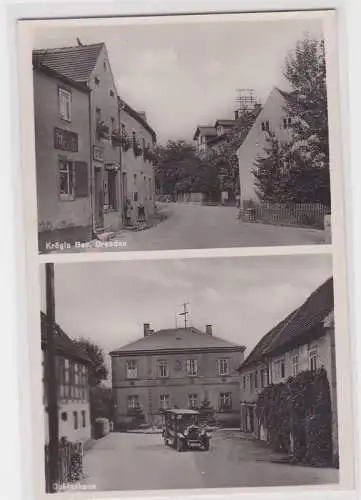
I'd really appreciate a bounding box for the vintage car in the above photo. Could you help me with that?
[162,409,211,451]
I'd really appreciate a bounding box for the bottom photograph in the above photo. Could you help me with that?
[39,254,338,493]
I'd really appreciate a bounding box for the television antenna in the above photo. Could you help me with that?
[236,89,258,111]
[177,302,190,329]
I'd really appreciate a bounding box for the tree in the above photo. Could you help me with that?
[154,140,218,198]
[74,338,108,387]
[253,36,330,206]
[73,339,111,423]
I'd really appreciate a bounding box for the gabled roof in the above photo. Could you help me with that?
[33,43,104,83]
[193,126,217,141]
[238,277,334,371]
[41,311,92,364]
[275,87,299,107]
[110,326,245,356]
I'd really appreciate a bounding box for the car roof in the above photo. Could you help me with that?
[164,409,200,415]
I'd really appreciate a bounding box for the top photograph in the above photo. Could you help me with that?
[24,12,336,254]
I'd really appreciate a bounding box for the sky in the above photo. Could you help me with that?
[40,254,332,382]
[32,16,323,144]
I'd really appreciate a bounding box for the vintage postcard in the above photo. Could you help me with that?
[17,10,341,255]
[16,9,354,500]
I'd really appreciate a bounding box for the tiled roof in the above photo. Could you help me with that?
[110,326,245,355]
[238,277,334,371]
[193,126,217,141]
[41,312,92,364]
[33,43,104,83]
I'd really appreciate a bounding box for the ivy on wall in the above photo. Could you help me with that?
[256,368,333,466]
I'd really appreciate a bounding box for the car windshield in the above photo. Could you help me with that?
[178,414,198,429]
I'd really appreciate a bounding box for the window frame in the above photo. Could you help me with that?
[127,395,140,409]
[218,358,229,376]
[58,159,75,201]
[126,359,138,379]
[187,393,198,410]
[158,359,168,378]
[219,392,232,410]
[58,87,72,122]
[160,394,170,410]
[309,348,318,371]
[186,359,198,377]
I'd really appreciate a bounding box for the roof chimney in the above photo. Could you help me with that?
[144,323,151,337]
[205,324,213,336]
[76,37,84,47]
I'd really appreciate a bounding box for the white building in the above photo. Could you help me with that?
[236,87,294,204]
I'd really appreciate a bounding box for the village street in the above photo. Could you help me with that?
[66,202,326,254]
[79,429,338,492]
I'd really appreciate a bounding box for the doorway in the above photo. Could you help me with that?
[94,167,104,229]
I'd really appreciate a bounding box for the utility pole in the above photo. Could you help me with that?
[178,302,189,329]
[45,263,59,493]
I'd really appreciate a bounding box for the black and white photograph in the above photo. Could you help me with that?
[26,11,334,254]
[39,254,341,493]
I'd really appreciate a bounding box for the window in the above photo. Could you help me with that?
[149,179,152,200]
[127,395,139,409]
[242,375,246,390]
[73,411,78,430]
[160,394,169,410]
[274,358,285,379]
[260,368,266,388]
[186,359,198,377]
[103,60,107,71]
[292,355,299,376]
[59,88,71,122]
[309,348,317,371]
[126,360,138,379]
[110,89,115,97]
[158,360,168,378]
[283,117,292,129]
[61,412,67,421]
[254,371,258,389]
[188,394,198,409]
[249,373,254,392]
[219,392,232,410]
[218,358,229,376]
[261,120,270,132]
[133,173,137,185]
[133,192,138,202]
[81,410,86,428]
[59,160,74,198]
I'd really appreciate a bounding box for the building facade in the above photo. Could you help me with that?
[33,41,157,248]
[33,63,92,251]
[237,278,338,464]
[118,99,157,226]
[41,312,92,445]
[236,87,294,204]
[110,324,245,428]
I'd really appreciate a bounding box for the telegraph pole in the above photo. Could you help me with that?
[45,263,59,493]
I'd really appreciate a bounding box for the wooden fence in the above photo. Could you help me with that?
[45,441,84,492]
[239,202,329,229]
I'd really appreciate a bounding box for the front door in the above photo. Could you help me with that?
[94,167,104,229]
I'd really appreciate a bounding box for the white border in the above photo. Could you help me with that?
[1,2,359,500]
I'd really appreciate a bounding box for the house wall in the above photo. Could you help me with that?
[112,349,244,427]
[238,324,338,459]
[88,45,122,232]
[33,70,92,248]
[119,108,156,224]
[44,403,92,444]
[236,87,293,204]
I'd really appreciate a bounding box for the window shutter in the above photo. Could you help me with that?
[74,161,89,197]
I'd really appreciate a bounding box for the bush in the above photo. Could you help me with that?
[256,368,333,465]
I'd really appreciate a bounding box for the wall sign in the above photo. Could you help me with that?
[54,127,78,152]
[93,145,105,162]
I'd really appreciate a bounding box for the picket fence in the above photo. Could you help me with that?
[240,202,329,229]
